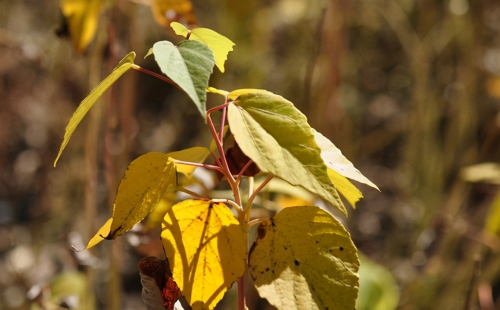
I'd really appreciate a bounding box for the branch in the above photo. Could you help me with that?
[172,159,223,172]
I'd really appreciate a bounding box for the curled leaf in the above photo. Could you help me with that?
[139,256,181,310]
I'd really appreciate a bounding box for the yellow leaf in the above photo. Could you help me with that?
[314,130,379,191]
[227,89,272,100]
[84,154,177,249]
[206,86,229,97]
[60,0,102,52]
[249,206,359,310]
[327,169,363,208]
[170,22,235,73]
[168,147,211,177]
[151,0,196,28]
[485,192,500,235]
[145,193,177,229]
[161,199,247,310]
[54,52,136,166]
[106,153,177,239]
[81,218,112,250]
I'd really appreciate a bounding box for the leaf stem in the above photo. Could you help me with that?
[245,174,274,212]
[172,159,223,172]
[235,160,254,185]
[249,217,268,227]
[206,102,229,115]
[206,114,242,208]
[177,187,206,199]
[238,276,246,310]
[220,106,227,144]
[212,199,241,212]
[133,66,182,91]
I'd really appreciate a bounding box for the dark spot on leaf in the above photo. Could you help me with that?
[294,259,299,266]
[265,268,270,272]
[283,246,288,250]
[340,247,344,251]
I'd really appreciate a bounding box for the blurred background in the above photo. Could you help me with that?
[2,0,500,309]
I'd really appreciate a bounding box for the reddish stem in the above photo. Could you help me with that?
[173,160,223,172]
[235,160,254,185]
[206,102,229,115]
[134,67,182,91]
[238,276,246,310]
[220,106,227,144]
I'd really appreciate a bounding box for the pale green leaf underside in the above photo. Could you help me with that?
[108,152,177,239]
[152,41,214,117]
[54,51,136,166]
[314,130,379,191]
[249,206,359,310]
[227,92,345,215]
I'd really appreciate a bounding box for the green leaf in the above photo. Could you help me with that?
[170,22,235,73]
[485,192,500,235]
[54,52,136,166]
[357,254,399,310]
[249,206,359,310]
[152,41,214,117]
[227,92,345,215]
[84,153,177,249]
[314,130,379,191]
[178,41,214,113]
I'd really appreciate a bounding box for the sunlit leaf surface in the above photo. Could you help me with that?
[85,153,177,249]
[152,41,214,117]
[314,130,379,191]
[249,206,359,310]
[161,199,246,310]
[54,52,136,166]
[170,22,235,73]
[227,92,345,215]
[60,0,102,52]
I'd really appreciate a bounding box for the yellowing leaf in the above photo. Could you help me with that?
[61,0,102,52]
[249,206,359,310]
[460,162,500,185]
[228,89,272,100]
[168,146,211,177]
[151,0,196,28]
[85,153,177,249]
[206,86,229,97]
[161,199,247,310]
[485,192,500,235]
[227,92,345,215]
[54,52,136,166]
[84,218,113,250]
[170,22,235,73]
[108,153,177,239]
[314,130,379,191]
[327,169,363,208]
[146,193,176,229]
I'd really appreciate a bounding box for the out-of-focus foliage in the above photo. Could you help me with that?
[4,0,500,309]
